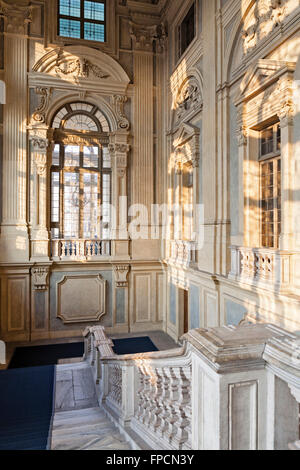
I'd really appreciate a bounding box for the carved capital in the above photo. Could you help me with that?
[0,0,32,35]
[130,21,167,52]
[113,265,130,288]
[31,266,49,291]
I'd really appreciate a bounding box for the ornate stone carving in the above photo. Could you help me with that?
[129,22,167,52]
[32,87,52,124]
[242,1,287,55]
[0,0,32,34]
[112,95,130,131]
[113,265,130,288]
[176,78,202,122]
[31,266,49,291]
[55,49,110,79]
[34,153,47,176]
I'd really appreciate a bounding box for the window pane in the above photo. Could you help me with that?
[59,18,81,38]
[102,146,111,168]
[84,22,105,42]
[64,173,79,238]
[52,144,60,166]
[59,0,81,17]
[64,114,98,132]
[102,173,111,239]
[51,172,60,223]
[83,146,99,168]
[84,1,105,21]
[260,127,274,157]
[260,158,281,248]
[83,173,99,239]
[64,145,80,167]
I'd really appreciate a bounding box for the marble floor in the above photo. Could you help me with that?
[51,362,132,450]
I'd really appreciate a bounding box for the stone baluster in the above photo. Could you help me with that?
[172,366,192,449]
[164,368,179,444]
[157,369,171,439]
[149,368,163,434]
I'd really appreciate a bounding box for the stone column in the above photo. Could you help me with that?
[0,1,32,263]
[28,128,50,261]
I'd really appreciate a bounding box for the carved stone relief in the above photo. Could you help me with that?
[55,49,110,79]
[242,0,289,55]
[175,78,203,123]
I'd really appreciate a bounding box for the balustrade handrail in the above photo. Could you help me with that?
[82,324,300,451]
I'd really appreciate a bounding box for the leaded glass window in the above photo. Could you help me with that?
[58,0,105,42]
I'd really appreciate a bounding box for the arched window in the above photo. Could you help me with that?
[50,102,111,242]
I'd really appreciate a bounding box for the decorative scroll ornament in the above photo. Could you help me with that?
[55,49,110,79]
[32,87,52,124]
[31,267,49,291]
[113,265,130,288]
[113,95,130,131]
[0,0,32,34]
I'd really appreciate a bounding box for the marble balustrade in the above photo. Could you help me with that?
[82,324,300,450]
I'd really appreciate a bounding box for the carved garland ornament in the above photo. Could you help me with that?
[55,49,110,79]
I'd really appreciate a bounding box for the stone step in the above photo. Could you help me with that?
[51,407,131,450]
[51,363,132,450]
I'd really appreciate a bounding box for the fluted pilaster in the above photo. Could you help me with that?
[0,1,31,262]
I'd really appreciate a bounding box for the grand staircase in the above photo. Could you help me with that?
[50,362,132,450]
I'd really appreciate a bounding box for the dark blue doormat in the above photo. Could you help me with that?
[0,365,55,450]
[112,336,158,355]
[8,342,85,369]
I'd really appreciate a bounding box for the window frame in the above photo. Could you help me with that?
[57,0,106,43]
[51,137,112,241]
[258,122,281,249]
[177,2,196,61]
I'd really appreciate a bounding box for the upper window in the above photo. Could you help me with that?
[259,122,281,249]
[178,3,195,60]
[58,0,106,42]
